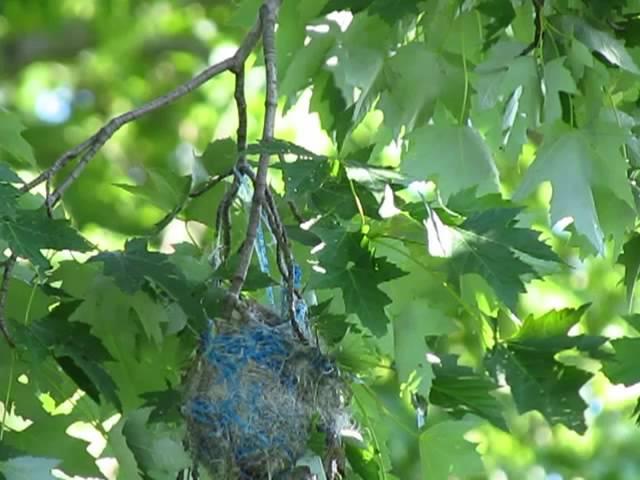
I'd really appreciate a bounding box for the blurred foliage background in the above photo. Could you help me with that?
[2,1,640,479]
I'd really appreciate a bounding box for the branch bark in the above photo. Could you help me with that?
[226,0,281,305]
[0,255,17,348]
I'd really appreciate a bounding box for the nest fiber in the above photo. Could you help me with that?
[183,319,348,479]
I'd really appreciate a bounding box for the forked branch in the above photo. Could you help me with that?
[18,0,293,319]
[226,0,282,305]
[19,8,264,211]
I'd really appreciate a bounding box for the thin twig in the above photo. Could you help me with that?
[237,164,292,282]
[19,10,264,211]
[0,255,17,348]
[520,0,544,56]
[189,170,234,198]
[216,66,250,260]
[287,201,306,224]
[227,0,281,308]
[227,1,303,340]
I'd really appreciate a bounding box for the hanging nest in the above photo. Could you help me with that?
[182,301,350,479]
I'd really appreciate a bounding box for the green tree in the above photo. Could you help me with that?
[2,0,640,479]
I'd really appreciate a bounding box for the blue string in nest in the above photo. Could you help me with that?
[184,319,344,480]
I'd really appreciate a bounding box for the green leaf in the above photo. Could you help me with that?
[0,190,92,270]
[621,314,640,334]
[392,301,455,398]
[487,342,592,433]
[560,16,640,74]
[280,28,337,110]
[601,338,640,386]
[245,139,327,161]
[425,208,558,309]
[369,0,421,23]
[473,45,542,160]
[320,0,373,14]
[91,238,206,329]
[351,383,394,475]
[543,57,578,122]
[66,276,189,411]
[344,443,380,480]
[310,232,406,335]
[279,157,332,202]
[403,124,500,200]
[115,170,191,213]
[0,456,59,480]
[515,123,634,253]
[309,71,352,147]
[182,180,226,227]
[3,405,100,478]
[0,164,24,184]
[514,304,591,340]
[477,0,516,48]
[102,418,144,480]
[55,353,121,409]
[430,355,506,430]
[20,301,121,409]
[419,417,484,480]
[197,138,238,177]
[122,408,191,479]
[140,385,183,424]
[311,172,381,220]
[330,14,391,123]
[618,234,640,308]
[0,109,35,166]
[216,256,278,291]
[377,44,461,136]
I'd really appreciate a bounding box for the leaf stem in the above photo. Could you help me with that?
[0,351,15,441]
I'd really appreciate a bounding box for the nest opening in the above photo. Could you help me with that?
[183,311,348,479]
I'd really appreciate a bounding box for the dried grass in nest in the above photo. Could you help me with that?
[183,308,349,479]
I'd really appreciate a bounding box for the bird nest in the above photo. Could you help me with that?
[182,307,349,479]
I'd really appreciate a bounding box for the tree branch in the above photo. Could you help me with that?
[227,0,281,305]
[19,9,264,211]
[520,0,544,56]
[215,66,249,261]
[0,255,17,348]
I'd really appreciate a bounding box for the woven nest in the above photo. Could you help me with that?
[183,309,349,479]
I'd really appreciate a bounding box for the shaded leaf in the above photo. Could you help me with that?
[559,16,640,74]
[310,232,406,335]
[425,208,559,309]
[618,234,640,308]
[0,456,59,480]
[601,337,640,386]
[197,138,237,177]
[245,139,327,161]
[0,188,92,270]
[0,109,35,166]
[431,355,506,430]
[0,164,24,184]
[122,408,191,480]
[477,0,516,48]
[515,123,634,253]
[140,385,183,424]
[419,417,484,480]
[403,124,499,200]
[91,238,206,329]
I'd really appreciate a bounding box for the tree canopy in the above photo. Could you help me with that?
[2,0,640,479]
